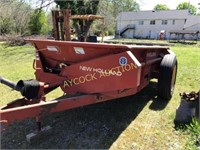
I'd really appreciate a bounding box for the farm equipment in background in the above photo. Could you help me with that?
[0,39,178,131]
[51,9,104,42]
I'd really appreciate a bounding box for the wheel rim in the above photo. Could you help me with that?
[170,64,177,95]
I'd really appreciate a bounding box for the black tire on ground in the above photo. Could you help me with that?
[158,54,178,101]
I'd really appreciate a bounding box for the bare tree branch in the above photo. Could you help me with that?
[35,0,54,10]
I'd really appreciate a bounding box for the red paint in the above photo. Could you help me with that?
[0,39,171,128]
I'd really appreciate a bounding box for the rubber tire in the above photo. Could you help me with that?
[158,54,177,101]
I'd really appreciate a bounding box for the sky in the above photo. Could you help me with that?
[138,0,200,12]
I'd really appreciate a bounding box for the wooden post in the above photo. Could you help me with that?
[52,9,71,41]
[63,9,71,41]
[52,10,59,40]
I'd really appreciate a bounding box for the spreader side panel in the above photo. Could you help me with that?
[60,51,141,94]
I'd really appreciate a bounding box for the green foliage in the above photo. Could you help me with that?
[0,18,13,34]
[187,118,200,137]
[112,0,140,12]
[55,0,100,40]
[153,4,170,11]
[176,2,197,15]
[28,9,48,35]
[97,0,140,36]
[185,118,200,149]
[0,0,31,35]
[41,18,50,35]
[109,0,140,19]
[55,0,99,15]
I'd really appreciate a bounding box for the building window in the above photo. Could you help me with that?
[172,20,175,25]
[139,20,144,25]
[162,20,168,25]
[150,20,155,25]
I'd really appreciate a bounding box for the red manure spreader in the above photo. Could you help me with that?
[0,39,177,131]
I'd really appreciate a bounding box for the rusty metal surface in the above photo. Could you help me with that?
[70,15,104,20]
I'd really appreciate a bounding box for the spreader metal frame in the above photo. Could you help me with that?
[0,39,177,130]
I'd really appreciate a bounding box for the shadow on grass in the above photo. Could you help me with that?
[1,81,170,149]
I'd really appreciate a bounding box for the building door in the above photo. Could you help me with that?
[149,30,156,39]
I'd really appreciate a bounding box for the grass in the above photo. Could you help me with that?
[187,119,200,148]
[0,40,200,149]
[0,43,35,106]
[110,38,170,43]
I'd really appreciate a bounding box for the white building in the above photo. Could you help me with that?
[116,10,200,40]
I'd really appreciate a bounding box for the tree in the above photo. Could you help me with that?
[0,0,31,35]
[176,2,197,15]
[96,0,116,36]
[153,4,170,11]
[96,0,140,36]
[111,0,140,18]
[28,9,48,35]
[0,17,12,34]
[55,0,100,40]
